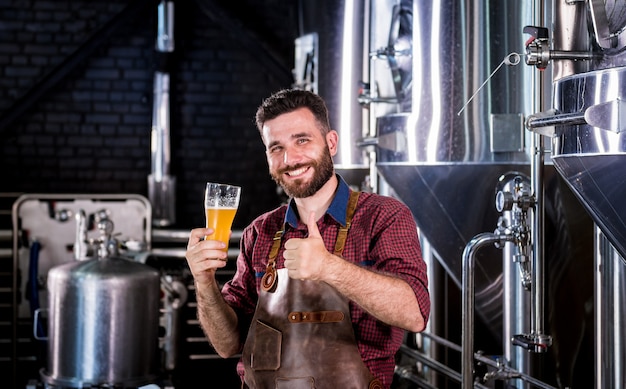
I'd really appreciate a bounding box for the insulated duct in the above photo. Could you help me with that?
[149,0,176,227]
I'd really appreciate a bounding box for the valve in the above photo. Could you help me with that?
[523,25,599,70]
[357,80,398,106]
[523,26,551,69]
[511,333,552,353]
[96,219,118,259]
[495,175,534,213]
[495,174,533,288]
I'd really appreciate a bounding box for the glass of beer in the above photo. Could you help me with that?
[204,182,241,252]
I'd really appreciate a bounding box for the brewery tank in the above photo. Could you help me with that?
[299,0,623,385]
[298,0,544,337]
[530,2,626,387]
[372,0,541,339]
[545,0,626,261]
[40,219,161,388]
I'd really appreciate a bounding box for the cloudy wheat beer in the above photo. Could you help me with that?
[205,207,238,251]
[204,182,241,254]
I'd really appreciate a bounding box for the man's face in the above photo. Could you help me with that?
[262,108,337,198]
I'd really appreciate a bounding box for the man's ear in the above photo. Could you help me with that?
[326,130,339,156]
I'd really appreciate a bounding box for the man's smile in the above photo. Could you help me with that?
[285,166,310,177]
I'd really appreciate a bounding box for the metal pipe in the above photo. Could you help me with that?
[502,217,529,389]
[529,7,552,348]
[421,238,439,386]
[74,209,88,261]
[525,110,585,129]
[403,335,559,389]
[150,72,171,183]
[148,0,176,227]
[508,0,553,358]
[399,344,490,389]
[161,275,188,371]
[595,228,626,389]
[462,232,516,389]
[548,50,598,61]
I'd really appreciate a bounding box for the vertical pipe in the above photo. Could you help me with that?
[530,107,544,334]
[497,172,533,387]
[530,0,549,344]
[148,0,176,227]
[595,227,626,389]
[338,0,357,167]
[462,232,515,389]
[421,237,438,385]
[503,229,530,388]
[151,73,170,184]
[594,227,600,389]
[74,210,88,261]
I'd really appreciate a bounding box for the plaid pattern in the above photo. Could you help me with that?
[222,176,430,388]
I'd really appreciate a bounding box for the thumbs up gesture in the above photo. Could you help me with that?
[283,211,330,281]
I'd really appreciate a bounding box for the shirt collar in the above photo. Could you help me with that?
[284,174,351,228]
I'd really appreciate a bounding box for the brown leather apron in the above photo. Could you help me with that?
[242,192,383,389]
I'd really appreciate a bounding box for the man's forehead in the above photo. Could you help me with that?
[262,113,320,143]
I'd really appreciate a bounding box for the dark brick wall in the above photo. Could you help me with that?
[0,0,299,229]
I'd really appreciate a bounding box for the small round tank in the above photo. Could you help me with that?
[41,220,161,388]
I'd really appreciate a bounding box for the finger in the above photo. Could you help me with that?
[284,237,302,250]
[284,260,300,278]
[187,246,227,270]
[188,227,212,247]
[306,211,321,238]
[286,268,300,280]
[186,229,227,260]
[203,256,228,268]
[282,247,291,260]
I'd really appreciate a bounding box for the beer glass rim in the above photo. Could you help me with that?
[205,182,241,189]
[204,182,241,208]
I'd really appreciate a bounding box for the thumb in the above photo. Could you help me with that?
[306,211,322,238]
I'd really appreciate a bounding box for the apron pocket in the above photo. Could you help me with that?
[251,320,282,371]
[276,376,315,389]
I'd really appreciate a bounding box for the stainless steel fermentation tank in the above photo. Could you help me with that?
[296,0,626,387]
[370,2,597,386]
[11,194,165,388]
[41,219,161,388]
[525,2,626,388]
[298,0,547,343]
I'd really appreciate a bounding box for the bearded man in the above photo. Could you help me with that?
[185,88,430,389]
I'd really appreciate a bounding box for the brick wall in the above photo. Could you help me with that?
[0,1,299,387]
[0,0,298,229]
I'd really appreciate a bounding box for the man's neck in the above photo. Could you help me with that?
[294,174,338,224]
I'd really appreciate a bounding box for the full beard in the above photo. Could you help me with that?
[270,147,335,198]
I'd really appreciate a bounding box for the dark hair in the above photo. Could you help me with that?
[255,89,331,135]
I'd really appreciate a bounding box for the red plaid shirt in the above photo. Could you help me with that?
[222,175,430,388]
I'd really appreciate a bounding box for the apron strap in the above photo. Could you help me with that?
[262,190,360,291]
[261,229,283,292]
[269,229,284,261]
[333,190,360,257]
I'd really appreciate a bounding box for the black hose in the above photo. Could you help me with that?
[28,240,44,339]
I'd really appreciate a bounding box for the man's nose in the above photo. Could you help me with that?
[282,147,304,165]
